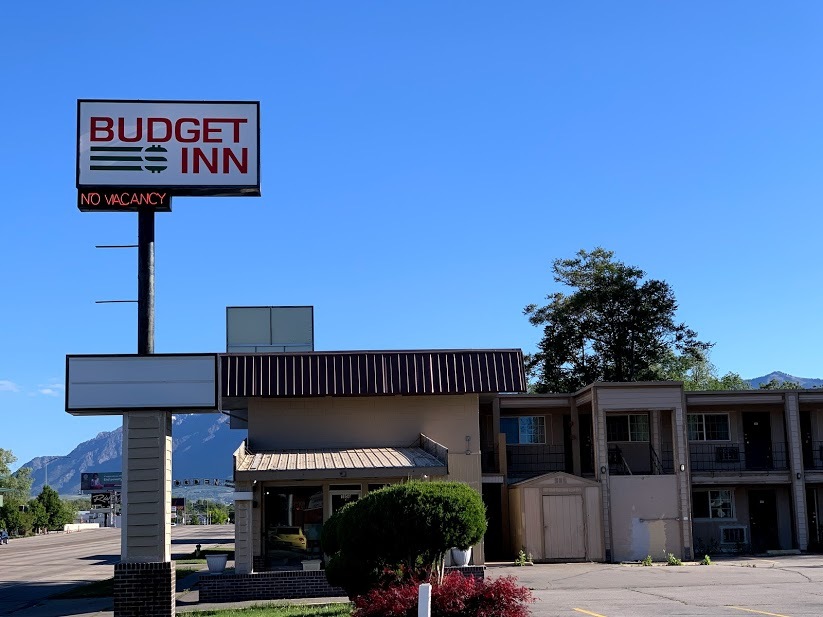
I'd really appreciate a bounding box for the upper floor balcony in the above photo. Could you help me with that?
[689,442,789,474]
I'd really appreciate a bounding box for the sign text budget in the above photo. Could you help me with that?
[77,100,260,196]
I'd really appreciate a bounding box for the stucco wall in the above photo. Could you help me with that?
[248,394,479,455]
[609,475,682,562]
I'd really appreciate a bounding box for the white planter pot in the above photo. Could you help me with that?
[206,553,228,573]
[450,547,472,567]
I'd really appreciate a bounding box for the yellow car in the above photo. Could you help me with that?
[268,526,307,551]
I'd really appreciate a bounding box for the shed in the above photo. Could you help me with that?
[509,472,603,562]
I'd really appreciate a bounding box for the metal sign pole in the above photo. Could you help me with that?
[137,207,155,355]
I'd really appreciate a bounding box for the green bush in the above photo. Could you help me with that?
[666,552,682,566]
[700,554,712,566]
[641,554,653,566]
[321,481,487,597]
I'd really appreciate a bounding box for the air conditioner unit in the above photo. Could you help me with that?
[721,526,747,545]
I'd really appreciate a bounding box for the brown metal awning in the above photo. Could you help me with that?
[221,349,526,398]
[234,445,448,481]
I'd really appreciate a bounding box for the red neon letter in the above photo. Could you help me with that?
[90,117,113,142]
[223,147,248,174]
[175,118,200,143]
[147,118,172,142]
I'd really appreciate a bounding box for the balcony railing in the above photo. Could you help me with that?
[506,444,566,479]
[689,442,789,473]
[803,441,823,470]
[608,443,674,476]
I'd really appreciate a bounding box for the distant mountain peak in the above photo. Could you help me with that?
[748,371,823,389]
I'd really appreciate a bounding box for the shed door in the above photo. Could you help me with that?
[543,494,586,560]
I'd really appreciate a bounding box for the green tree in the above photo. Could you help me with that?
[656,353,750,391]
[322,481,487,597]
[525,248,712,393]
[34,485,74,530]
[0,449,33,502]
[0,498,34,536]
[759,378,801,390]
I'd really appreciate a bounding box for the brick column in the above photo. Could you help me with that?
[114,562,175,617]
[785,392,808,550]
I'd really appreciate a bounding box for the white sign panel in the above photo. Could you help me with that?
[77,100,259,196]
[226,306,314,353]
[66,354,218,414]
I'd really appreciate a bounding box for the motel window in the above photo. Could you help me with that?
[606,414,649,442]
[688,414,730,441]
[501,416,546,445]
[692,489,734,520]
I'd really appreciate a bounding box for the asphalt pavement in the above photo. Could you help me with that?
[5,530,823,616]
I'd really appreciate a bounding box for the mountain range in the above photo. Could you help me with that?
[19,371,823,498]
[23,413,244,500]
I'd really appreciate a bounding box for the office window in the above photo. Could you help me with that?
[692,489,734,519]
[501,416,546,445]
[606,414,649,442]
[688,414,730,441]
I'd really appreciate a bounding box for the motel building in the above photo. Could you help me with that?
[198,339,823,600]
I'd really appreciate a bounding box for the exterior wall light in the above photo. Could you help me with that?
[797,472,802,480]
[600,465,607,475]
[679,464,686,472]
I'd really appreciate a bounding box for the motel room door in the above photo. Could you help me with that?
[543,494,586,560]
[749,490,780,553]
[743,412,773,470]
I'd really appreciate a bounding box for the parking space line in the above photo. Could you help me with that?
[573,609,608,617]
[727,607,791,617]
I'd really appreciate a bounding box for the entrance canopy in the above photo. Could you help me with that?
[234,441,448,481]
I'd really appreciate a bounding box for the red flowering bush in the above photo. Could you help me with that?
[352,572,533,617]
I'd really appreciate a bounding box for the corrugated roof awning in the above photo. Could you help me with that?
[221,349,526,398]
[234,445,448,481]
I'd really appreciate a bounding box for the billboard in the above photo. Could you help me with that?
[77,100,260,197]
[81,472,122,491]
[91,492,112,508]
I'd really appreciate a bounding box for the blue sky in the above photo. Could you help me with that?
[3,2,823,469]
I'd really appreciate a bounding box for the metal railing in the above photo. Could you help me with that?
[506,444,566,479]
[803,441,823,470]
[608,443,675,476]
[689,442,789,472]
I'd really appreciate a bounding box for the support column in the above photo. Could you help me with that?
[785,392,808,550]
[675,396,693,561]
[571,399,581,476]
[234,481,254,574]
[116,411,174,617]
[492,398,501,474]
[592,389,613,562]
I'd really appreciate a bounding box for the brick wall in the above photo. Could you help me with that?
[114,561,175,617]
[199,567,486,603]
[445,565,485,580]
[199,570,346,603]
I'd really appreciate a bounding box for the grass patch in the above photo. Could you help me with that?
[186,605,351,617]
[51,567,200,599]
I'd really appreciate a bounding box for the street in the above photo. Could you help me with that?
[0,524,234,616]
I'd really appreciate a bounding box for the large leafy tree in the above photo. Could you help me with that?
[657,353,750,391]
[525,248,712,393]
[0,448,33,502]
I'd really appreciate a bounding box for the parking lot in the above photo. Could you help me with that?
[488,555,823,617]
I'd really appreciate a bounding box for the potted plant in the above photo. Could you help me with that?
[450,546,472,567]
[206,553,229,573]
